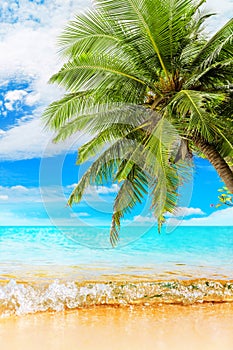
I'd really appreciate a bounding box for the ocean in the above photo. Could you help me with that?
[0,225,233,317]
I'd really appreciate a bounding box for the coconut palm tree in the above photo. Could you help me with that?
[43,0,233,245]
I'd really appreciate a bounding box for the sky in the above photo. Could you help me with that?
[0,0,232,228]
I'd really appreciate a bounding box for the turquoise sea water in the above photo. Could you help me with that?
[0,225,233,316]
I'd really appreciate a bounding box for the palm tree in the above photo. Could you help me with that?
[43,0,233,245]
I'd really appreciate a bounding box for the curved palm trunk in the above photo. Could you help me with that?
[193,138,233,193]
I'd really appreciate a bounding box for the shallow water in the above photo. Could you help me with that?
[0,226,233,316]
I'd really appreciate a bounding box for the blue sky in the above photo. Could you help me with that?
[0,0,232,227]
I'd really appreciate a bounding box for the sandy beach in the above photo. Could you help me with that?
[1,303,233,350]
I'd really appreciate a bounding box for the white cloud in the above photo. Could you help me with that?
[132,207,205,224]
[166,207,205,218]
[0,195,9,201]
[0,210,51,226]
[0,209,91,226]
[0,185,65,203]
[25,92,40,106]
[0,117,86,160]
[0,0,91,160]
[66,183,77,189]
[124,206,206,226]
[67,184,120,195]
[91,184,120,195]
[0,185,39,202]
[205,0,233,33]
[133,215,156,224]
[4,89,28,110]
[70,212,90,218]
[10,185,29,192]
[2,88,41,111]
[168,207,233,226]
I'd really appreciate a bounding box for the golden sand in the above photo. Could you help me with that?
[1,303,233,350]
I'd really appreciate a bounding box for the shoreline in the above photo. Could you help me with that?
[1,278,233,317]
[1,303,233,350]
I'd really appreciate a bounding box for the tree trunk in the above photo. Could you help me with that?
[193,137,233,193]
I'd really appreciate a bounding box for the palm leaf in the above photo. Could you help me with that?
[59,10,121,58]
[186,58,233,88]
[96,0,207,76]
[191,18,233,71]
[52,103,149,143]
[110,163,148,246]
[96,0,171,78]
[42,91,94,130]
[169,90,226,141]
[68,138,136,205]
[77,125,146,165]
[142,117,188,225]
[49,52,150,93]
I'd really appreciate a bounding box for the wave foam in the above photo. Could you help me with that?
[1,279,233,317]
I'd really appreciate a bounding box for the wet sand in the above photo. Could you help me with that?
[1,303,233,350]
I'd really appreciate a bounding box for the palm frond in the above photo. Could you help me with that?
[110,163,148,246]
[191,18,233,71]
[169,90,226,141]
[58,10,121,58]
[49,51,151,94]
[142,117,189,225]
[96,0,208,76]
[68,138,136,205]
[52,103,149,143]
[96,0,170,78]
[185,58,233,88]
[42,91,94,130]
[77,125,136,164]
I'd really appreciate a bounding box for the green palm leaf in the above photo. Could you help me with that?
[59,10,121,58]
[49,52,150,94]
[42,91,94,130]
[110,163,149,246]
[191,18,233,71]
[68,138,136,205]
[142,118,189,226]
[169,90,226,140]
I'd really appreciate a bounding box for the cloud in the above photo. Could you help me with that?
[0,0,91,161]
[10,185,29,192]
[133,215,156,224]
[123,206,206,226]
[67,184,120,195]
[168,207,233,226]
[0,117,86,160]
[132,207,205,224]
[0,195,9,201]
[0,183,119,205]
[0,184,66,203]
[2,88,40,112]
[205,0,233,33]
[166,207,205,218]
[89,184,120,195]
[4,89,28,110]
[0,210,52,226]
[25,92,40,106]
[70,212,90,218]
[0,208,91,226]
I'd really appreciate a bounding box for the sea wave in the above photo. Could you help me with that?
[1,279,233,317]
